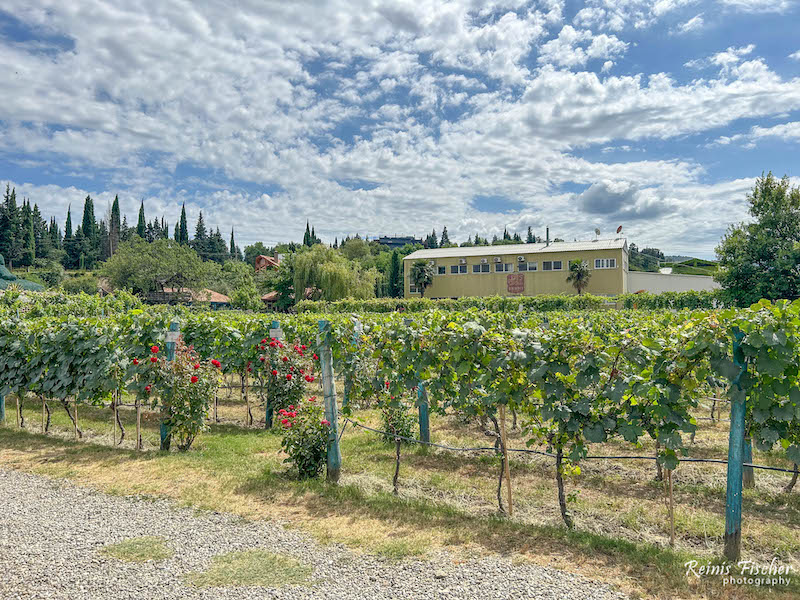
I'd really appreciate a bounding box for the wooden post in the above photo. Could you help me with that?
[499,404,513,516]
[213,389,218,423]
[160,319,179,450]
[74,399,79,439]
[266,320,279,428]
[16,395,21,428]
[136,396,142,450]
[318,320,342,483]
[724,328,747,562]
[667,469,675,547]
[112,392,118,446]
[41,396,45,434]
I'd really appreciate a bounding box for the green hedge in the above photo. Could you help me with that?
[296,294,610,313]
[296,290,729,313]
[616,289,726,310]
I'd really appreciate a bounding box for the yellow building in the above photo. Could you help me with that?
[403,239,629,298]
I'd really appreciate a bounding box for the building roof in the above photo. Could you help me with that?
[255,255,280,269]
[163,288,230,303]
[403,238,628,261]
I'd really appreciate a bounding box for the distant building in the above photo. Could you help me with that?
[402,239,720,298]
[255,253,281,272]
[376,236,423,250]
[161,287,231,309]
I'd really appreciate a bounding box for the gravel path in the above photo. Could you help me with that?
[0,468,628,600]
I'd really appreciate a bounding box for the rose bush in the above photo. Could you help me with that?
[129,339,220,451]
[279,396,330,479]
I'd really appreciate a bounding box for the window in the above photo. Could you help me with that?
[518,262,537,272]
[437,266,446,275]
[409,283,420,293]
[542,260,562,271]
[472,263,490,273]
[450,264,467,274]
[594,258,617,269]
[495,263,513,272]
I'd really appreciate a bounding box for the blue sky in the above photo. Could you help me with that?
[1,1,799,258]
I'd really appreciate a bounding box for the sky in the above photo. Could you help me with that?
[1,1,799,258]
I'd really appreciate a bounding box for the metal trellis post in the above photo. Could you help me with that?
[724,327,747,562]
[266,320,279,428]
[319,320,342,483]
[160,319,180,450]
[404,318,430,443]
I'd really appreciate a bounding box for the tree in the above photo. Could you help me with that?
[303,221,312,247]
[294,244,378,302]
[388,250,402,297]
[192,211,208,259]
[179,204,189,244]
[715,173,800,305]
[109,195,121,257]
[100,237,210,296]
[503,228,511,241]
[230,276,262,310]
[136,200,146,239]
[410,259,434,297]
[527,227,535,243]
[244,241,271,266]
[0,184,19,267]
[566,259,591,295]
[340,237,370,261]
[440,226,450,247]
[21,210,35,267]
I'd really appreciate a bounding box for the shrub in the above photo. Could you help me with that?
[279,397,330,479]
[249,338,311,417]
[62,274,99,295]
[129,339,220,451]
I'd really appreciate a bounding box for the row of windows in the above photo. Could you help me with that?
[432,257,616,276]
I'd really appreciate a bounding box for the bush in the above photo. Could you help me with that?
[279,397,330,479]
[129,339,221,451]
[61,274,99,295]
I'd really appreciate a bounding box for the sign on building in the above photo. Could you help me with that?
[507,273,524,294]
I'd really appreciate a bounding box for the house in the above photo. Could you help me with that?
[255,253,281,273]
[376,236,423,250]
[402,239,720,298]
[262,287,316,310]
[162,287,231,309]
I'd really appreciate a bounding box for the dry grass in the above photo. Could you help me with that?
[184,550,312,587]
[1,391,799,600]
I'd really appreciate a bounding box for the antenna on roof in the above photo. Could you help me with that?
[594,227,601,240]
[616,225,623,240]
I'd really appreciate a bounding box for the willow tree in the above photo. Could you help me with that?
[294,244,378,301]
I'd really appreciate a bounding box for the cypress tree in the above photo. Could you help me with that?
[527,226,534,243]
[136,200,146,238]
[65,206,72,238]
[388,250,401,298]
[503,228,511,240]
[440,226,450,246]
[179,204,189,244]
[229,228,237,259]
[192,211,208,259]
[0,184,19,264]
[110,195,121,257]
[303,221,312,247]
[173,221,180,241]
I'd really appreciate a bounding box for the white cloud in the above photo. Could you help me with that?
[538,25,628,68]
[790,50,800,61]
[712,121,800,148]
[717,0,796,13]
[675,14,704,34]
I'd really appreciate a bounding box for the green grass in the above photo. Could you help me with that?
[184,550,312,587]
[100,536,173,562]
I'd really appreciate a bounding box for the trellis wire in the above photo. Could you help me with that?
[343,418,799,474]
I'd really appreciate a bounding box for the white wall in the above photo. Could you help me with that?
[627,271,720,294]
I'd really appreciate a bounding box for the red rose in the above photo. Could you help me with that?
[282,356,288,362]
[289,405,294,409]
[193,364,200,370]
[301,345,307,350]
[269,341,277,348]
[259,356,266,362]
[261,338,267,344]
[191,375,198,383]
[321,419,330,426]
[385,381,390,388]
[260,345,265,351]
[151,356,158,363]
[211,359,221,368]
[133,358,139,365]
[313,354,319,360]
[151,345,159,354]
[308,396,316,402]
[281,418,289,425]
[271,369,278,376]
[286,373,292,380]
[145,385,151,392]
[248,367,253,372]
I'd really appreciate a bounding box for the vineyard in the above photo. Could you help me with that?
[1,290,800,597]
